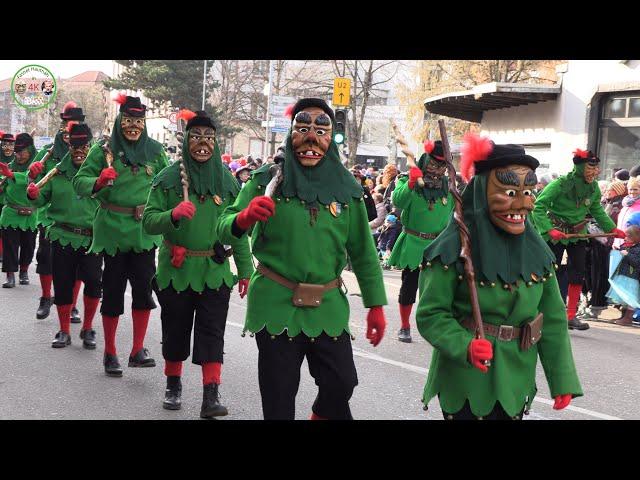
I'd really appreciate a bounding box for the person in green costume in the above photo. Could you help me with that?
[0,133,39,288]
[0,132,16,265]
[532,149,624,331]
[388,140,454,343]
[417,133,583,420]
[27,122,103,350]
[30,102,87,322]
[217,98,388,420]
[143,109,253,418]
[73,94,169,377]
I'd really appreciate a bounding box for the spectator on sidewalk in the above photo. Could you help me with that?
[613,177,640,250]
[369,193,387,233]
[377,214,401,267]
[608,220,640,326]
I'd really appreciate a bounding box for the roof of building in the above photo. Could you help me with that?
[65,71,109,83]
[424,82,561,123]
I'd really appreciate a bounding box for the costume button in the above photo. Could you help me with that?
[458,275,463,281]
[527,281,533,286]
[477,416,484,420]
[426,261,432,267]
[241,332,246,337]
[276,198,281,202]
[297,298,303,304]
[490,282,496,288]
[333,337,337,341]
[288,337,293,342]
[443,265,449,270]
[480,281,485,287]
[270,335,275,340]
[350,334,356,340]
[285,198,290,202]
[422,404,429,411]
[446,414,453,420]
[301,200,305,205]
[325,204,330,209]
[343,204,348,208]
[503,284,509,289]
[310,337,315,343]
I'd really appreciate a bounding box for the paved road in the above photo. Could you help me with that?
[0,262,638,420]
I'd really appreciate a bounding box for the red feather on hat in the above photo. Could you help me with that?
[62,101,77,113]
[460,132,493,182]
[66,121,79,133]
[0,130,5,138]
[423,140,435,154]
[111,91,127,105]
[573,148,589,159]
[284,104,295,119]
[177,109,197,122]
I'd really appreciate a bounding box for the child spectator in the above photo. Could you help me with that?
[608,219,640,327]
[369,193,387,233]
[377,214,402,268]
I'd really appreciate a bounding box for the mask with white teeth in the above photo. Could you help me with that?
[120,114,145,142]
[291,106,333,167]
[188,126,215,163]
[486,165,537,236]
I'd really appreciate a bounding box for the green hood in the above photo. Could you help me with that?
[110,112,163,167]
[55,151,81,180]
[52,131,69,160]
[560,163,597,207]
[8,145,37,172]
[415,152,449,202]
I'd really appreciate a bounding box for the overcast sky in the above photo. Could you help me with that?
[0,60,113,80]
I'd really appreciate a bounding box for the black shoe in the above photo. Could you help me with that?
[36,296,53,319]
[398,327,412,343]
[51,330,71,348]
[2,274,15,288]
[128,348,156,368]
[19,271,29,285]
[163,376,182,410]
[568,318,590,331]
[70,307,81,324]
[79,329,97,349]
[104,353,123,377]
[200,383,228,418]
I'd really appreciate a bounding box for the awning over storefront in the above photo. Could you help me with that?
[424,82,561,123]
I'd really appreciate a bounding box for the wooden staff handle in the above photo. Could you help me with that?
[564,232,617,239]
[390,121,425,188]
[175,122,189,202]
[34,167,59,188]
[100,136,115,187]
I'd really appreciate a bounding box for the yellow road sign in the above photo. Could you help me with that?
[333,78,351,106]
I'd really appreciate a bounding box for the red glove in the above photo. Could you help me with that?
[548,229,568,241]
[170,245,187,268]
[27,183,40,200]
[467,338,493,373]
[366,306,386,347]
[235,196,276,230]
[171,201,196,222]
[612,228,626,239]
[0,162,14,179]
[95,167,118,189]
[238,278,249,299]
[553,394,572,410]
[28,161,44,179]
[408,166,423,190]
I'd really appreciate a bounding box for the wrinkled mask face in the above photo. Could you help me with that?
[291,107,333,167]
[188,126,215,162]
[1,141,14,157]
[486,165,537,235]
[121,114,145,142]
[238,170,251,182]
[15,149,31,164]
[583,161,600,184]
[70,143,90,166]
[423,156,447,189]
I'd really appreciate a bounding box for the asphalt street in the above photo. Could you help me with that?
[0,261,638,420]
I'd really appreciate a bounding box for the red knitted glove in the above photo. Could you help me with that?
[170,245,187,268]
[366,306,386,347]
[235,196,275,230]
[238,278,249,299]
[612,228,626,239]
[28,161,44,180]
[408,166,423,190]
[95,167,118,189]
[27,183,40,199]
[548,229,568,241]
[171,201,196,222]
[553,394,572,410]
[0,162,14,179]
[468,338,493,373]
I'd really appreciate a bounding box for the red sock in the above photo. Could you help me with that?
[39,274,53,298]
[310,412,327,420]
[82,295,99,331]
[56,304,72,334]
[131,309,151,357]
[20,264,29,273]
[567,283,583,321]
[399,303,413,329]
[71,280,82,308]
[202,362,221,385]
[165,361,183,377]
[102,315,119,355]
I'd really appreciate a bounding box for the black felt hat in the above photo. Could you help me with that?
[60,101,86,121]
[186,110,216,131]
[460,134,539,181]
[68,123,93,147]
[290,98,336,125]
[1,133,15,143]
[14,133,34,152]
[423,140,444,160]
[114,94,147,117]
[572,148,600,165]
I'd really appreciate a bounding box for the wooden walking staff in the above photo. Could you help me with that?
[174,119,190,202]
[390,120,425,188]
[438,119,490,366]
[564,232,617,239]
[34,164,60,188]
[100,135,115,187]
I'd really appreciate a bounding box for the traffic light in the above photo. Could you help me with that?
[334,109,347,144]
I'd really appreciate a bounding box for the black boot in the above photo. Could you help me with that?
[2,273,15,288]
[128,348,156,368]
[104,353,123,377]
[163,376,182,410]
[397,327,412,343]
[200,383,228,418]
[568,318,590,330]
[70,307,81,324]
[36,297,53,319]
[19,271,29,285]
[79,329,97,349]
[51,331,71,348]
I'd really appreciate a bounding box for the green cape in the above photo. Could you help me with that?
[110,112,163,167]
[423,173,556,284]
[52,131,69,160]
[55,151,80,180]
[8,145,37,172]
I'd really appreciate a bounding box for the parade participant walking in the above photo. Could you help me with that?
[387,141,454,343]
[418,134,583,420]
[143,110,253,418]
[217,98,387,420]
[0,133,39,288]
[31,102,87,321]
[27,123,103,349]
[73,94,169,376]
[0,132,16,264]
[532,149,625,330]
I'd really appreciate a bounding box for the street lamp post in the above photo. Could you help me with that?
[264,60,274,158]
[201,60,207,110]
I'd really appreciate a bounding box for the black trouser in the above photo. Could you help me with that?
[586,239,611,308]
[256,330,358,420]
[442,400,524,420]
[101,248,157,316]
[157,284,231,365]
[548,241,587,286]
[51,240,103,305]
[398,267,420,305]
[1,227,36,273]
[35,225,52,275]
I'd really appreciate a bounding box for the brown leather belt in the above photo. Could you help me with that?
[100,202,145,221]
[549,214,587,234]
[7,204,35,216]
[57,223,93,237]
[404,227,438,240]
[164,240,215,257]
[461,317,522,341]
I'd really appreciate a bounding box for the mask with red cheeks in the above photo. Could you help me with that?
[121,114,145,142]
[486,165,537,235]
[188,126,215,162]
[291,107,333,167]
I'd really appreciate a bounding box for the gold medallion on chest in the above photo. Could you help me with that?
[329,202,342,217]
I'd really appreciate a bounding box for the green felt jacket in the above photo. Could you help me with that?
[388,176,453,270]
[216,172,388,338]
[416,260,583,417]
[72,141,169,255]
[0,170,38,231]
[142,165,254,293]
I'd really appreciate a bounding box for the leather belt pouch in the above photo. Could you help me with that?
[134,205,145,221]
[520,313,543,351]
[292,283,325,307]
[17,206,34,216]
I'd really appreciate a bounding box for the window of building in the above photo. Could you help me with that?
[598,92,640,174]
